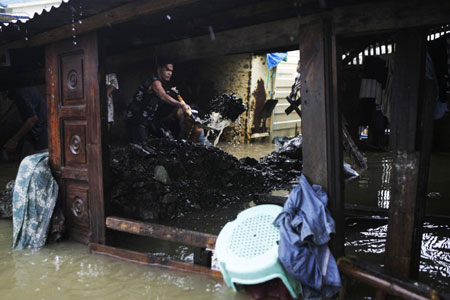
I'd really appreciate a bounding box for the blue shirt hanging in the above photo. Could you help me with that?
[266,52,288,69]
[274,174,342,299]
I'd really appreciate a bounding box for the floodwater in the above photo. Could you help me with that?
[0,146,449,299]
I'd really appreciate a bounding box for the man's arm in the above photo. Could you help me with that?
[4,115,38,151]
[151,80,189,113]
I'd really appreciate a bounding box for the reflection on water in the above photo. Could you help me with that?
[420,223,450,284]
[0,219,248,300]
[346,153,393,210]
[377,156,392,209]
[346,224,387,256]
[345,221,450,289]
[345,151,450,292]
[346,152,450,216]
[218,142,277,159]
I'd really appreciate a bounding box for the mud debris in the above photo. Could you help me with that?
[207,93,247,122]
[0,180,14,219]
[109,136,304,221]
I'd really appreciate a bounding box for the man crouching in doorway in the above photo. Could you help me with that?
[126,60,205,144]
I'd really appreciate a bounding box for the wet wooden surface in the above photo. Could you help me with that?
[106,216,217,249]
[385,29,427,278]
[338,258,444,300]
[298,19,344,258]
[46,32,105,244]
[89,243,223,279]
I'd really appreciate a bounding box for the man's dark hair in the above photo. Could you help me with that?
[156,58,173,68]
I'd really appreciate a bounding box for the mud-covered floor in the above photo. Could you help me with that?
[109,136,303,221]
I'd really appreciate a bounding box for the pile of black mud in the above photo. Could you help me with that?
[110,137,303,222]
[207,93,247,122]
[258,136,303,178]
[0,180,14,219]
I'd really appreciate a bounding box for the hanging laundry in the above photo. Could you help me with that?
[274,174,341,299]
[267,52,288,69]
[359,78,383,105]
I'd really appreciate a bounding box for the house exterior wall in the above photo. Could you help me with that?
[248,54,271,139]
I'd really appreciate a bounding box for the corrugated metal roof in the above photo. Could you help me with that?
[0,12,29,22]
[0,0,302,50]
[2,0,42,4]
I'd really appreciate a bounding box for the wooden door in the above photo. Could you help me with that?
[46,32,105,244]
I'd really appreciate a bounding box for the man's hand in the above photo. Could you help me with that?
[5,138,18,152]
[170,86,179,94]
[180,102,191,114]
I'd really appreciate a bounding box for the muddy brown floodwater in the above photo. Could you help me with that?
[0,145,449,299]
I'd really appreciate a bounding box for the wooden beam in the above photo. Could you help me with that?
[1,0,200,50]
[299,19,330,188]
[333,0,450,36]
[255,195,450,223]
[105,17,300,70]
[105,0,296,53]
[2,0,449,58]
[299,18,344,258]
[89,243,223,279]
[408,79,437,278]
[385,29,426,278]
[328,24,345,258]
[106,216,217,249]
[338,258,443,300]
[105,1,450,69]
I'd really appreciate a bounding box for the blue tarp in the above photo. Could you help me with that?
[274,174,341,299]
[12,152,59,249]
[266,52,288,69]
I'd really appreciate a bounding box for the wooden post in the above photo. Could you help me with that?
[299,18,344,257]
[46,32,105,244]
[385,29,429,278]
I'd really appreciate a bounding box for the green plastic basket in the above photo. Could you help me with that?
[215,204,302,298]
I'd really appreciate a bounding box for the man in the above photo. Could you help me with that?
[126,61,202,143]
[5,87,48,154]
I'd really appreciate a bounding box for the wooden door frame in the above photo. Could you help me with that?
[46,32,105,244]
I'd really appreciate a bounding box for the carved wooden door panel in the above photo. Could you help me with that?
[46,32,105,244]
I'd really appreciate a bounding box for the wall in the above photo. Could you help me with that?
[248,54,271,139]
[176,54,253,143]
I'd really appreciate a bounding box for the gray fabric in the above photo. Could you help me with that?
[12,152,59,249]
